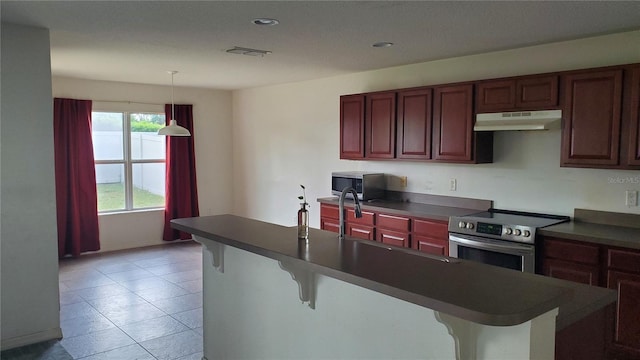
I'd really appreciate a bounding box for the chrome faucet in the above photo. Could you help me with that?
[338,187,362,240]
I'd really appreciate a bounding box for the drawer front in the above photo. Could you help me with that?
[347,208,375,226]
[320,217,340,233]
[412,218,448,238]
[377,228,410,248]
[320,204,340,220]
[377,213,411,232]
[348,224,375,241]
[608,248,640,274]
[543,238,600,265]
[412,234,448,257]
[543,258,600,286]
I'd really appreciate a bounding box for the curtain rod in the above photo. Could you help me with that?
[92,100,165,106]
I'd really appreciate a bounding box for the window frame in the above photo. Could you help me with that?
[93,110,166,213]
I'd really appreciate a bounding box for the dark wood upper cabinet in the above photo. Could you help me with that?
[475,80,516,112]
[340,94,365,159]
[561,69,623,166]
[476,75,558,113]
[396,88,432,160]
[516,75,559,109]
[365,92,396,159]
[628,66,640,166]
[433,84,474,162]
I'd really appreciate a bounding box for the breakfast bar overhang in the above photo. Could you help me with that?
[171,215,616,360]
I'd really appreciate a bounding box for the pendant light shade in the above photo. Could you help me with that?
[158,71,191,137]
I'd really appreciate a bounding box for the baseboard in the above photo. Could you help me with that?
[1,327,63,351]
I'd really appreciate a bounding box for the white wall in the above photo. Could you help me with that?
[1,23,62,349]
[232,30,640,228]
[52,77,233,252]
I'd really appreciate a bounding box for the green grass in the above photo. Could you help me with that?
[97,183,164,212]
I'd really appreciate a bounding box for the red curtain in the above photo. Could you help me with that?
[53,98,100,257]
[163,104,199,240]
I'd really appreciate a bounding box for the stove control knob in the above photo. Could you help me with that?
[523,230,531,237]
[458,221,467,229]
[514,229,522,236]
[505,228,513,235]
[466,223,474,229]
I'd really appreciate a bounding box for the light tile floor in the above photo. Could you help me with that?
[1,241,204,360]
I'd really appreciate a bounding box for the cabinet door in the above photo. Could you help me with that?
[412,235,448,256]
[365,92,396,159]
[476,80,515,112]
[347,224,375,241]
[607,270,640,354]
[433,84,474,161]
[628,66,640,166]
[378,228,410,248]
[397,88,432,159]
[543,258,600,286]
[561,70,623,166]
[340,94,365,159]
[516,75,558,109]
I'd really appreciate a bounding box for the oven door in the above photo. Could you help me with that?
[449,233,535,273]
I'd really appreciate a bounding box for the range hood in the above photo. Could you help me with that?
[474,110,562,131]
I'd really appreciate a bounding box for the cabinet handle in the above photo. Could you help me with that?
[383,234,404,241]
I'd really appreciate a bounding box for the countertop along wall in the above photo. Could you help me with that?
[52,77,234,252]
[232,30,640,228]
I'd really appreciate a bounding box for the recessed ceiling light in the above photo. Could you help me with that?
[252,18,279,26]
[372,42,394,48]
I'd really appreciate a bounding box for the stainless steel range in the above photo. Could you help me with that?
[448,209,570,273]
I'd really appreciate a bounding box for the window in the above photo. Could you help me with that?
[92,111,166,212]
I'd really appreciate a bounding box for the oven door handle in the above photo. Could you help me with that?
[449,234,534,253]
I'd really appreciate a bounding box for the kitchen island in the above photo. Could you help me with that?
[172,215,615,360]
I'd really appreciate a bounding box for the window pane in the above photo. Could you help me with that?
[130,113,166,160]
[95,163,125,211]
[92,112,124,160]
[132,163,165,209]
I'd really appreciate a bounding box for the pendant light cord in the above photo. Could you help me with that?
[171,71,176,122]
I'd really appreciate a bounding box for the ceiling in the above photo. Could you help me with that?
[2,1,639,90]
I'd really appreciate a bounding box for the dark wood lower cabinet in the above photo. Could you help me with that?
[542,237,640,359]
[412,218,449,256]
[556,304,614,360]
[607,270,640,358]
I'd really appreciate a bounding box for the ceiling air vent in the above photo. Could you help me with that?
[226,46,272,57]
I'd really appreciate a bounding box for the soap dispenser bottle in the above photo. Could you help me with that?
[297,202,309,240]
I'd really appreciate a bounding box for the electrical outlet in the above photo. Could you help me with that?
[449,178,457,191]
[399,176,407,188]
[626,190,638,207]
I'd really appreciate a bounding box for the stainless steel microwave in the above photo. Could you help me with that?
[331,172,385,201]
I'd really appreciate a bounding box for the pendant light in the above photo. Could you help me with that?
[158,71,191,136]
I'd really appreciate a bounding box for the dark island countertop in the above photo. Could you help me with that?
[171,215,615,329]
